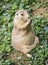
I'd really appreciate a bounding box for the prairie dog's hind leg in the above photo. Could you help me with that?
[21,45,32,58]
[30,36,39,50]
[25,36,39,52]
[24,36,39,50]
[33,36,39,47]
[24,36,39,58]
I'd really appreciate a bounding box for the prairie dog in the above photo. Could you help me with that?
[11,10,39,58]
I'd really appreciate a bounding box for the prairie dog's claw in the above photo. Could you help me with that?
[26,54,33,59]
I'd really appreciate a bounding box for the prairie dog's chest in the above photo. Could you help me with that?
[12,28,35,45]
[12,28,26,37]
[15,20,25,25]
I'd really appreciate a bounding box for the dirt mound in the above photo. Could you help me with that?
[33,6,48,18]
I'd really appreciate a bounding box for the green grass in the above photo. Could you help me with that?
[0,0,48,65]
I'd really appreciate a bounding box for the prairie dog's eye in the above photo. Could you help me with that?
[16,13,18,15]
[21,14,24,16]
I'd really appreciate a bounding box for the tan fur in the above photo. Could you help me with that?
[11,10,39,58]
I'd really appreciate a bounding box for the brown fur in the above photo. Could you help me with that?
[11,10,39,58]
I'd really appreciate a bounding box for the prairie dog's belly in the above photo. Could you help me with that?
[12,28,35,46]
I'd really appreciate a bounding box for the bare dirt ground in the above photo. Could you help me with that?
[33,5,48,26]
[33,6,48,18]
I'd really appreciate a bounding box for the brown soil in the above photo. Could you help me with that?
[33,6,48,18]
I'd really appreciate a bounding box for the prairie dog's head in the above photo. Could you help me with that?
[14,10,29,21]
